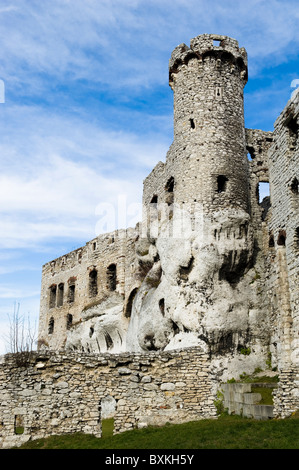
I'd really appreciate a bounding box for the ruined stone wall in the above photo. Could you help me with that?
[0,348,218,449]
[267,93,299,369]
[38,228,139,352]
[273,367,299,418]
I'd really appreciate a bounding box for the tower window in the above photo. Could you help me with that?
[277,230,286,246]
[107,264,117,291]
[89,269,98,297]
[48,317,54,335]
[189,118,195,129]
[246,146,255,161]
[269,234,275,248]
[57,283,64,307]
[150,195,158,204]
[49,285,57,309]
[213,39,221,47]
[217,175,228,193]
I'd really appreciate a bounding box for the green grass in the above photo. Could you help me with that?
[14,414,299,450]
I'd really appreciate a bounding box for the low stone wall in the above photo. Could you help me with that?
[0,348,218,449]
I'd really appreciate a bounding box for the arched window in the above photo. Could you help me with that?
[89,269,98,297]
[277,230,286,246]
[48,317,54,335]
[125,288,138,318]
[165,177,174,193]
[107,264,117,291]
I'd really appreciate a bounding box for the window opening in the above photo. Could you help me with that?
[190,118,195,129]
[269,235,275,248]
[213,39,221,47]
[66,314,73,330]
[285,115,298,150]
[57,283,64,307]
[217,175,228,193]
[150,195,158,204]
[125,288,138,318]
[246,146,255,161]
[159,298,165,316]
[295,227,299,248]
[291,177,299,194]
[48,317,54,335]
[257,182,270,203]
[68,284,75,303]
[165,177,174,193]
[107,264,117,291]
[165,177,175,206]
[277,230,286,246]
[89,326,94,338]
[89,269,98,297]
[49,285,57,309]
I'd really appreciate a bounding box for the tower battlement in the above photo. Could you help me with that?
[169,34,248,89]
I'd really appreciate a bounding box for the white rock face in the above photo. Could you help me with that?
[65,206,269,375]
[65,292,130,353]
[126,207,269,365]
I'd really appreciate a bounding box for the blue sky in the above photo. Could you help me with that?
[0,0,298,353]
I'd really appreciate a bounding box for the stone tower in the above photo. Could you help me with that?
[167,34,249,214]
[131,34,264,367]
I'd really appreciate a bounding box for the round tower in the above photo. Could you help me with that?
[168,34,249,214]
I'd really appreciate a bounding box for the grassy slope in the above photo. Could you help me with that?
[15,415,299,450]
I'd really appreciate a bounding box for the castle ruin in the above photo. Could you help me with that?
[0,34,298,448]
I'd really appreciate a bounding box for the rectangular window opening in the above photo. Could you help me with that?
[257,182,270,204]
[14,415,24,435]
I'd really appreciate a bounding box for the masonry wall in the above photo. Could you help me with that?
[38,228,139,351]
[0,348,218,449]
[267,93,299,369]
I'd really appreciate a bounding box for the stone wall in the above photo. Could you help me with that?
[38,228,139,352]
[267,92,299,369]
[273,367,299,418]
[0,348,218,449]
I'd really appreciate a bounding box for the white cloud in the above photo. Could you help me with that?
[0,104,168,249]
